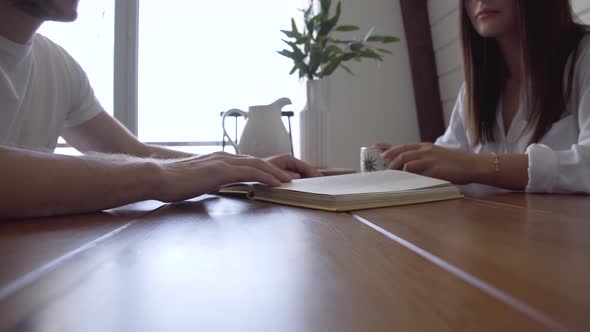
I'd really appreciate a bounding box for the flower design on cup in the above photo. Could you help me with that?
[362,155,378,172]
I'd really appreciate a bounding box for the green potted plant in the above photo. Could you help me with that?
[278,0,400,168]
[278,0,400,79]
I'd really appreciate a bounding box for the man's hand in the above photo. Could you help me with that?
[381,143,478,184]
[0,148,321,219]
[155,152,320,202]
[265,154,322,179]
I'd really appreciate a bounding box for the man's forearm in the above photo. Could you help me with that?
[140,144,195,159]
[0,146,162,219]
[113,141,195,159]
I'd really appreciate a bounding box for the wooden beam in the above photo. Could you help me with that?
[400,0,446,142]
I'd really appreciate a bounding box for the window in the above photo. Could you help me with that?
[39,0,309,155]
[39,1,115,116]
[138,1,307,154]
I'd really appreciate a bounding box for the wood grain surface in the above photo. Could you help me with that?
[0,196,546,332]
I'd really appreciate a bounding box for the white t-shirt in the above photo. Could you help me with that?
[0,33,103,153]
[436,35,590,194]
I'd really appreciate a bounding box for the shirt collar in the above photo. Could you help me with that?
[0,33,33,60]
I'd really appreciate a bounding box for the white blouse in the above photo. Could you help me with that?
[435,35,590,194]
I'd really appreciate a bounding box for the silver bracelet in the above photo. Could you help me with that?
[491,152,501,173]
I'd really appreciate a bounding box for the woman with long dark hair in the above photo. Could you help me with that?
[379,0,590,193]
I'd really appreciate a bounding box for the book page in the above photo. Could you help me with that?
[218,182,256,194]
[266,170,450,196]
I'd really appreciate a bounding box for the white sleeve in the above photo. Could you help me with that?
[526,43,590,193]
[62,50,104,128]
[526,90,590,193]
[435,84,471,152]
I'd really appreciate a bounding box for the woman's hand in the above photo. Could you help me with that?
[381,143,479,184]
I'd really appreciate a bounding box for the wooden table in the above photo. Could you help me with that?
[0,193,588,331]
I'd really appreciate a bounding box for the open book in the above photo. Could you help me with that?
[218,170,463,212]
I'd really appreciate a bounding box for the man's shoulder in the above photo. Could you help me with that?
[32,33,67,56]
[30,33,84,78]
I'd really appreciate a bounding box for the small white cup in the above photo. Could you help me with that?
[360,147,388,172]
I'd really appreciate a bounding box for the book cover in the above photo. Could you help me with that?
[218,170,463,212]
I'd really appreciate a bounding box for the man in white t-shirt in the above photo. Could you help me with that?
[0,0,321,219]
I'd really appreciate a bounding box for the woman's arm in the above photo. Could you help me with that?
[381,143,529,190]
[471,153,529,190]
[381,51,590,193]
[523,44,590,193]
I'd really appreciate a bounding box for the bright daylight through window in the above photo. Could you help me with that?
[39,1,114,151]
[39,1,115,117]
[138,0,308,154]
[37,1,309,155]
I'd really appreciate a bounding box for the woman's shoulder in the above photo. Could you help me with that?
[455,83,467,114]
[565,33,590,87]
[566,33,590,116]
[576,33,590,57]
[572,33,590,70]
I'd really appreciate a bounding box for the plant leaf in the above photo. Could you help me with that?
[280,29,299,38]
[328,37,353,44]
[325,45,343,55]
[305,8,315,32]
[321,0,332,17]
[367,35,400,43]
[303,4,313,20]
[283,40,306,60]
[291,18,298,34]
[277,49,295,59]
[321,45,341,65]
[349,42,363,51]
[295,60,309,77]
[340,52,356,61]
[308,46,322,76]
[320,58,342,77]
[361,49,383,61]
[279,0,394,78]
[335,25,360,32]
[319,16,339,36]
[340,63,354,75]
[316,34,327,49]
[375,47,393,55]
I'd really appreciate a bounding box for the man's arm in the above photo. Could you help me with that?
[61,111,321,178]
[0,146,298,220]
[0,146,159,219]
[61,111,193,158]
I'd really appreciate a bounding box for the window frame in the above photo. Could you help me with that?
[113,0,139,136]
[111,0,225,148]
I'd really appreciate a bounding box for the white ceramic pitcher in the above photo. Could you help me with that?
[222,97,293,158]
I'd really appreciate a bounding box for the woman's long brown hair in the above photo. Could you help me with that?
[460,0,588,144]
